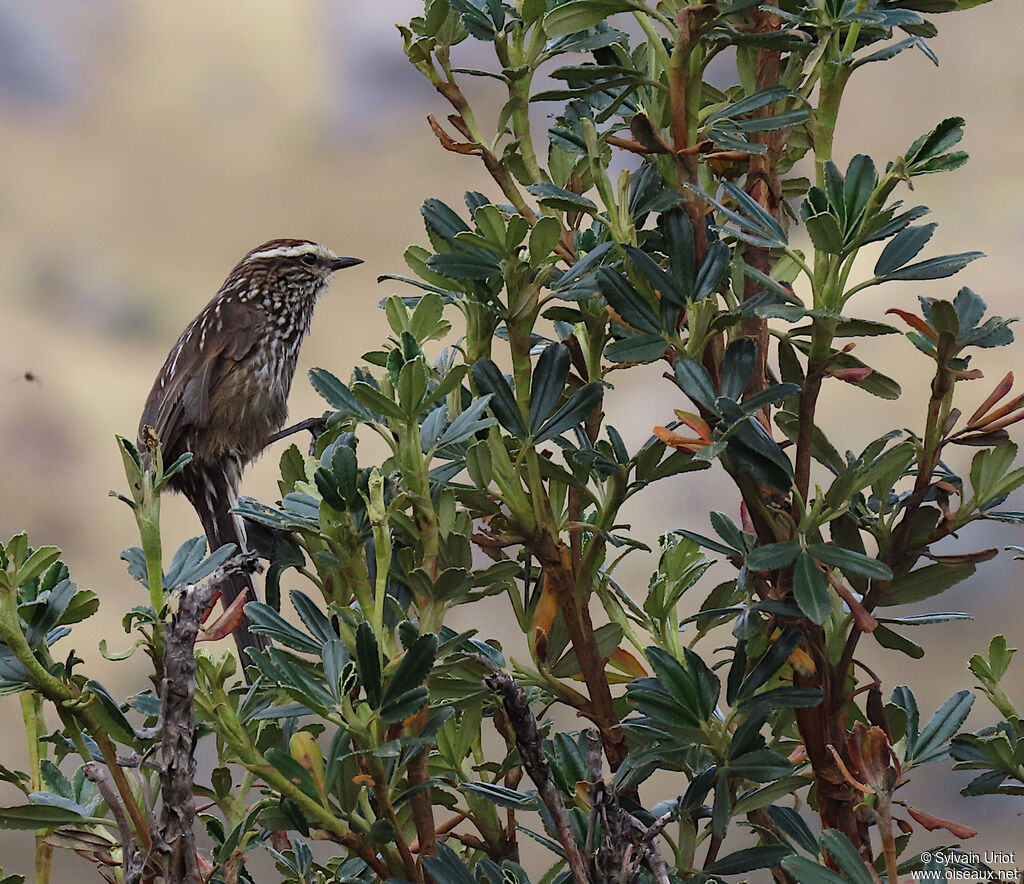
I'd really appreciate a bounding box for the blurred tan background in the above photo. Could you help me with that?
[0,0,1022,877]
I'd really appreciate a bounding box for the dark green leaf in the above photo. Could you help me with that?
[598,268,660,334]
[874,224,935,276]
[911,690,974,764]
[728,748,793,781]
[460,782,537,810]
[381,634,437,711]
[695,241,731,301]
[471,360,528,438]
[355,621,382,708]
[542,0,639,36]
[880,563,975,606]
[0,803,85,830]
[721,338,756,401]
[428,250,502,281]
[673,357,718,411]
[605,333,667,363]
[793,552,831,625]
[820,830,876,884]
[806,544,892,580]
[535,382,603,443]
[529,344,571,432]
[526,182,598,213]
[737,626,803,698]
[245,603,322,654]
[781,855,854,884]
[872,625,924,659]
[706,845,794,875]
[885,252,983,281]
[746,542,800,571]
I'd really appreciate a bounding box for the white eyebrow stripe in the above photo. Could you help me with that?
[244,243,337,262]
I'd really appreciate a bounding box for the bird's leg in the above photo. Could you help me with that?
[267,416,329,453]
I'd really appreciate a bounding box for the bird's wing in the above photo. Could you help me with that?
[139,300,261,459]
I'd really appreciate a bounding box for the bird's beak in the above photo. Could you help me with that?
[330,256,363,271]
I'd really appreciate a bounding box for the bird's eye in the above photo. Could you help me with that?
[301,253,317,266]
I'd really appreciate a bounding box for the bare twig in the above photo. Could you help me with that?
[483,671,592,884]
[158,552,260,883]
[84,762,144,884]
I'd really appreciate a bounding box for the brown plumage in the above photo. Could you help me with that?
[139,239,362,667]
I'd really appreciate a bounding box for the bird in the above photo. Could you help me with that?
[138,239,362,667]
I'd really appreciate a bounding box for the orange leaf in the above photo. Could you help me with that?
[968,371,1014,426]
[951,368,984,380]
[653,426,707,452]
[672,410,712,440]
[904,804,977,839]
[197,589,249,643]
[788,647,816,677]
[531,581,560,661]
[608,647,648,678]
[740,502,755,535]
[829,366,873,382]
[886,309,938,341]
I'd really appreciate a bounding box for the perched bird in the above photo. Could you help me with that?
[139,239,362,665]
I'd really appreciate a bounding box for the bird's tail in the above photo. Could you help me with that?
[180,454,270,671]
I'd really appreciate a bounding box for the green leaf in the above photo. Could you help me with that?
[793,552,831,625]
[605,333,667,363]
[421,364,469,410]
[542,0,639,37]
[460,782,537,810]
[746,542,800,571]
[245,603,322,654]
[598,268,660,334]
[381,634,437,711]
[805,213,845,254]
[731,775,813,815]
[428,250,502,280]
[434,396,496,448]
[529,344,571,432]
[529,216,563,264]
[905,116,965,171]
[355,621,382,708]
[736,626,803,698]
[526,182,598,213]
[421,198,470,243]
[695,240,731,300]
[884,251,983,281]
[80,681,135,746]
[872,625,924,659]
[13,546,62,586]
[642,646,718,726]
[352,382,406,423]
[781,855,854,884]
[308,369,373,420]
[397,358,429,415]
[720,338,756,401]
[735,687,824,717]
[0,803,85,830]
[471,360,528,438]
[423,842,477,884]
[552,623,623,677]
[535,382,603,443]
[673,357,718,411]
[874,223,936,276]
[728,748,793,782]
[911,690,974,764]
[820,830,876,884]
[881,563,975,606]
[705,845,794,875]
[806,544,892,580]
